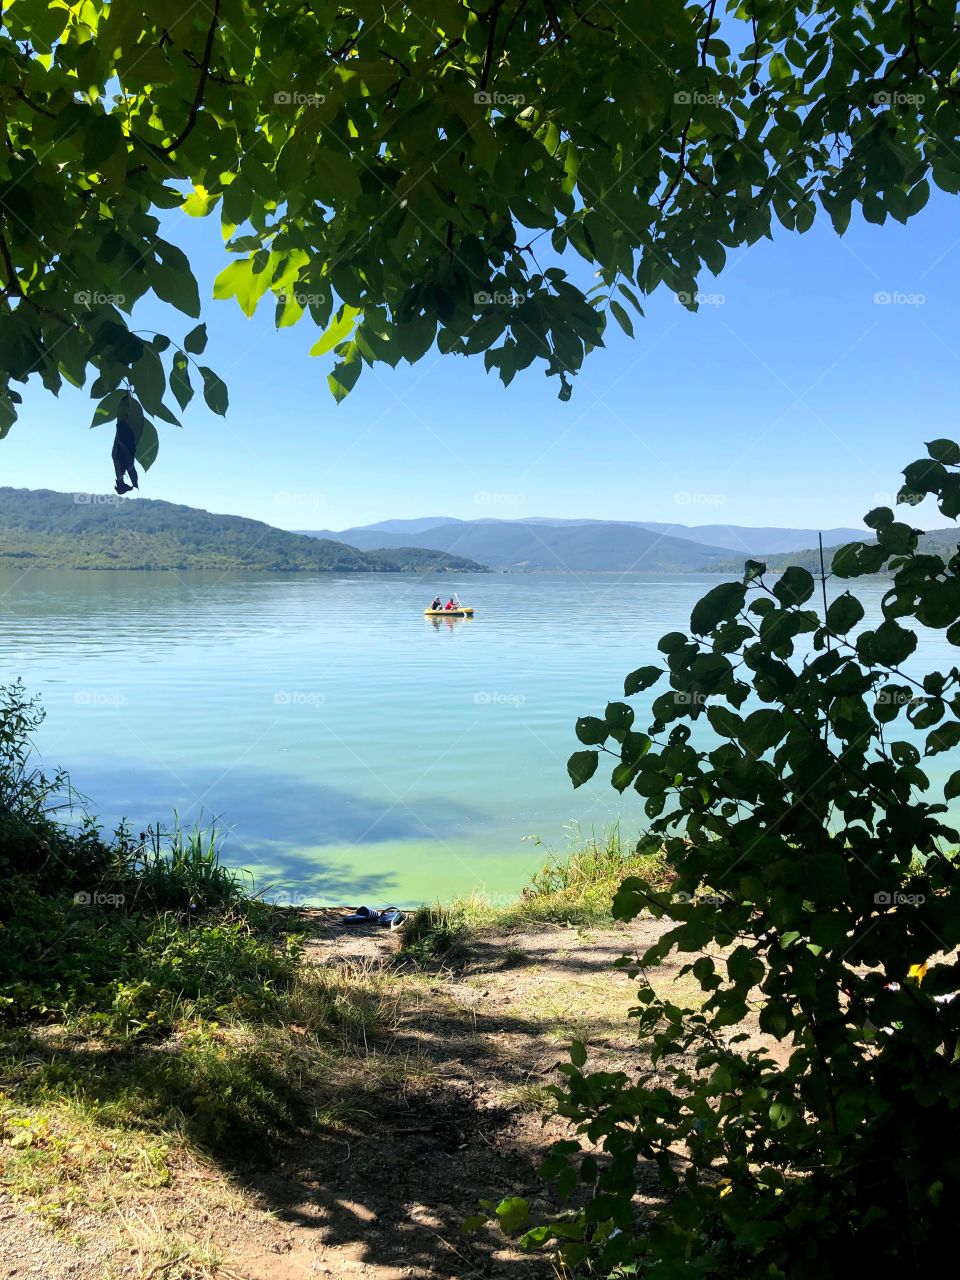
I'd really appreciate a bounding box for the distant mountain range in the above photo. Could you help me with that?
[0,489,487,573]
[7,489,947,577]
[299,516,873,572]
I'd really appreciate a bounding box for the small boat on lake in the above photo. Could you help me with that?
[425,592,473,619]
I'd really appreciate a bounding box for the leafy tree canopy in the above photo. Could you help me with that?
[1,0,957,480]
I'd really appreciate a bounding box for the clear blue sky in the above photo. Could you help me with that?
[2,192,957,533]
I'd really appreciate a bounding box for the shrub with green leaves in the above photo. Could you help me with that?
[0,682,120,898]
[493,442,960,1276]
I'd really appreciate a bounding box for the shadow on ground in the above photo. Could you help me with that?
[3,916,672,1279]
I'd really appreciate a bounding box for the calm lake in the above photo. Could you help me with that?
[0,569,952,906]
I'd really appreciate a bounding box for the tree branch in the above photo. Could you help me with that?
[162,0,221,156]
[541,0,567,45]
[500,0,532,50]
[479,0,505,91]
[6,85,56,119]
[569,0,614,34]
[0,232,22,299]
[659,0,719,212]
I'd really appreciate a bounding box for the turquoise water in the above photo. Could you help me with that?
[0,569,952,906]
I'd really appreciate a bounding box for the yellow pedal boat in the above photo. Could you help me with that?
[424,606,474,618]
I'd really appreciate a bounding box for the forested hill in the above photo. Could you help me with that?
[0,489,488,573]
[708,527,960,575]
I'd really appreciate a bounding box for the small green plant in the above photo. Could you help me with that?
[122,816,251,914]
[399,902,474,965]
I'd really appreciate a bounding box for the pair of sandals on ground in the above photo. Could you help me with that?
[342,904,405,929]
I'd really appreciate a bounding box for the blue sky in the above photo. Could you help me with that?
[2,190,957,533]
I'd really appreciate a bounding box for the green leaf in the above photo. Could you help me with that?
[927,438,960,465]
[769,53,791,83]
[567,751,599,788]
[707,705,743,738]
[691,583,746,635]
[926,722,960,755]
[495,1197,530,1234]
[90,389,126,428]
[772,566,814,606]
[570,1040,587,1067]
[605,701,634,731]
[213,258,270,319]
[575,716,607,745]
[328,349,362,403]
[130,346,167,417]
[199,366,229,416]
[611,761,637,792]
[276,129,316,191]
[864,506,894,530]
[875,684,911,723]
[311,305,360,357]
[863,619,917,666]
[149,257,201,319]
[769,1100,794,1129]
[133,419,159,470]
[276,292,306,329]
[183,323,208,355]
[169,352,193,411]
[624,665,662,695]
[83,112,125,169]
[152,402,181,428]
[826,592,865,633]
[314,149,363,203]
[741,708,786,755]
[183,185,219,217]
[609,300,634,337]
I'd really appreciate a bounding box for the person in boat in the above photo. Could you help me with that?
[445,598,456,611]
[430,595,442,611]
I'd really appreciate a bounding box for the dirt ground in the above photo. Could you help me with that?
[1,913,691,1280]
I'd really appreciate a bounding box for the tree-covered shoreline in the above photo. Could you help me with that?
[0,487,488,573]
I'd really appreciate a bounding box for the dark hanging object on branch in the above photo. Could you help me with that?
[112,395,140,495]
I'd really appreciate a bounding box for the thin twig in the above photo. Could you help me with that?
[162,0,221,156]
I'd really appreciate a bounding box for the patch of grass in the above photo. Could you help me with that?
[501,1081,556,1112]
[508,972,638,1044]
[114,1227,232,1280]
[0,953,401,1235]
[398,902,476,965]
[420,824,671,933]
[0,1088,175,1224]
[119,817,253,914]
[512,823,669,925]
